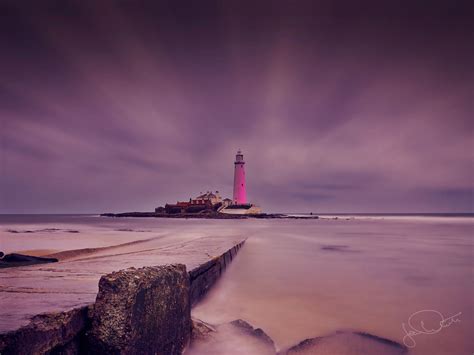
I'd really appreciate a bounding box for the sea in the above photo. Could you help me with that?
[0,214,472,355]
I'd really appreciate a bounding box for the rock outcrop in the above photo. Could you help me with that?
[0,253,58,268]
[100,211,304,219]
[280,331,408,355]
[87,264,191,355]
[191,318,217,341]
[229,319,275,348]
[0,306,89,355]
[189,320,408,355]
[189,319,276,355]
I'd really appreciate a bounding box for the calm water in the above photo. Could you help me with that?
[1,215,473,355]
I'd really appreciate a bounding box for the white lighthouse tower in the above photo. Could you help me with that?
[233,150,247,204]
[220,150,261,214]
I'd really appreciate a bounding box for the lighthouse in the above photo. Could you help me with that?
[233,150,247,204]
[220,150,261,214]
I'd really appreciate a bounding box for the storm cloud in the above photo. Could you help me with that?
[0,0,472,213]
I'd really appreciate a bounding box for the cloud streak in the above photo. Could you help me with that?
[0,0,472,213]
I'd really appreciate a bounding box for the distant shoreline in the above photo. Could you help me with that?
[100,211,318,219]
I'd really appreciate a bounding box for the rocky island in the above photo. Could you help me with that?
[100,210,298,219]
[101,151,321,220]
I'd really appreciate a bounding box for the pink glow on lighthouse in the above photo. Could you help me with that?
[233,150,247,204]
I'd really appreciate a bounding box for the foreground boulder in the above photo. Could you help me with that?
[87,264,191,355]
[280,331,408,355]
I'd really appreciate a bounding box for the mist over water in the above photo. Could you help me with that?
[191,217,473,355]
[1,215,472,354]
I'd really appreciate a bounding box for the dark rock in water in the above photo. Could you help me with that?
[320,245,357,253]
[280,331,408,355]
[87,264,191,355]
[192,318,217,341]
[282,337,322,353]
[7,228,64,234]
[2,253,56,263]
[0,253,58,268]
[355,331,408,350]
[189,319,276,355]
[230,319,275,347]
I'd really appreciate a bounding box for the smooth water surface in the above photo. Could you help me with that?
[1,215,472,355]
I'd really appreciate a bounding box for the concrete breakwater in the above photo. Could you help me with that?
[0,240,245,354]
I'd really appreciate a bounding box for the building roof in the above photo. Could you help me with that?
[196,192,216,199]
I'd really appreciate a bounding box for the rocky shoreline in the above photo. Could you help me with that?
[100,211,318,219]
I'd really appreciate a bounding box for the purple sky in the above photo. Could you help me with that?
[0,0,473,213]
